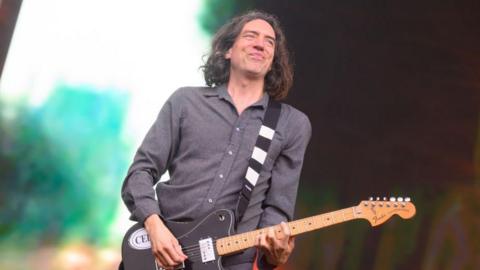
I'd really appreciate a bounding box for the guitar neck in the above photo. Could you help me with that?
[216,206,359,256]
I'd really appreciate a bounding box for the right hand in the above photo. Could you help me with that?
[144,214,188,269]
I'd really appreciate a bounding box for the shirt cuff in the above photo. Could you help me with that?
[256,251,277,270]
[131,202,162,223]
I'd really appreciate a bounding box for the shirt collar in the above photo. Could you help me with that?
[203,84,270,110]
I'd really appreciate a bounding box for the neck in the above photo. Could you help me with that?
[227,74,265,115]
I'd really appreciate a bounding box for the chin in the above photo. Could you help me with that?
[247,67,268,76]
[245,70,268,79]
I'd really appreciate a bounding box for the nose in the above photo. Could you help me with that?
[253,39,265,51]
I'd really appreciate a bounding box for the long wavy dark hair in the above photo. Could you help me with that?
[202,10,293,100]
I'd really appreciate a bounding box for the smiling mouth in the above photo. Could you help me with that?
[248,53,265,61]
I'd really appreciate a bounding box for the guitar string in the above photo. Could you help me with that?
[157,210,373,262]
[180,239,217,254]
[146,238,254,264]
[180,237,247,253]
[180,239,219,252]
[180,237,256,259]
[175,222,311,253]
[180,231,264,254]
[158,229,269,259]
[177,222,295,252]
[162,221,324,261]
[180,221,319,252]
[175,225,325,263]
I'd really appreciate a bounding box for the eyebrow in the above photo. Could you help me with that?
[242,30,276,43]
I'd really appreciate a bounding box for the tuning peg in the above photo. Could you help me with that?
[376,197,380,201]
[390,197,396,202]
[369,197,374,201]
[383,197,387,201]
[405,197,411,202]
[397,197,404,202]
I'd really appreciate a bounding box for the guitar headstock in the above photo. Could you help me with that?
[355,197,416,226]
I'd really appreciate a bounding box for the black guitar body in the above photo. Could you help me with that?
[121,209,235,270]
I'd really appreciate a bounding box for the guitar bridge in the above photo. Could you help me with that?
[199,238,216,263]
[156,261,185,270]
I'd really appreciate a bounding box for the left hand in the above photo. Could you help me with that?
[256,221,295,266]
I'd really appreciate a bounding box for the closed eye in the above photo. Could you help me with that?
[265,38,275,47]
[243,32,257,39]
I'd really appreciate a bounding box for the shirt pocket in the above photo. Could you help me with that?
[180,111,231,158]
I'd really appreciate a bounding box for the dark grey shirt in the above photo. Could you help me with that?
[121,85,311,268]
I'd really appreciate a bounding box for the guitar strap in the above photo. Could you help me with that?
[235,98,281,224]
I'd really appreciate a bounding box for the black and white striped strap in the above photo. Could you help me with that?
[235,99,281,223]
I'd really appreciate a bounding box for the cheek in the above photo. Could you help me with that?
[267,54,275,65]
[267,48,275,60]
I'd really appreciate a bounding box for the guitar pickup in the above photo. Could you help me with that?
[199,238,216,263]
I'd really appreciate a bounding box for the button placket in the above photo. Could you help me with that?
[203,118,246,210]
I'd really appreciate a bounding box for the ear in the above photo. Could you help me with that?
[225,48,232,59]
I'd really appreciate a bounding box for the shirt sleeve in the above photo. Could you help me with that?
[121,89,184,222]
[256,110,312,269]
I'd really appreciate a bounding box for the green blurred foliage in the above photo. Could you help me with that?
[198,0,253,36]
[0,84,130,247]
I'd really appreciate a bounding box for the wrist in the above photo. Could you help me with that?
[144,214,164,230]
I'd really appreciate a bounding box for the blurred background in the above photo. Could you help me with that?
[0,0,478,269]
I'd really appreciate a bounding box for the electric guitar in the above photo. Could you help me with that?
[121,197,416,270]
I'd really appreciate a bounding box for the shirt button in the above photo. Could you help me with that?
[208,198,213,203]
[219,174,224,178]
[228,150,233,155]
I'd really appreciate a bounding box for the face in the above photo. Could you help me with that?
[225,19,276,80]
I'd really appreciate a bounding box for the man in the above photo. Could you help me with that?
[121,10,311,270]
